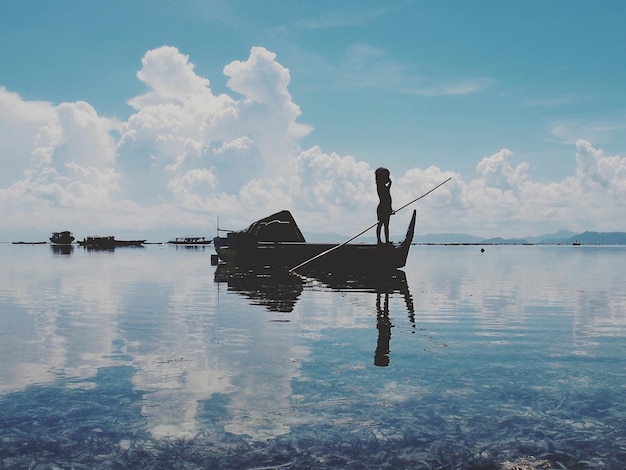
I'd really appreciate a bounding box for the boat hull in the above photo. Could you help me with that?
[168,240,212,245]
[216,241,408,270]
[78,237,146,249]
[214,210,416,272]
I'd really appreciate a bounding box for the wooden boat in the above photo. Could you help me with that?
[213,209,416,272]
[50,231,75,245]
[78,236,146,249]
[168,236,212,245]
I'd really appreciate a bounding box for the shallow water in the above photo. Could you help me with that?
[1,243,626,468]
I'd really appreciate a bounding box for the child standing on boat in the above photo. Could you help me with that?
[376,167,394,244]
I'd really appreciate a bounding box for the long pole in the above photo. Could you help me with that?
[392,176,452,213]
[289,176,452,272]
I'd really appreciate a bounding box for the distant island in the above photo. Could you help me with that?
[415,230,626,245]
[306,229,626,245]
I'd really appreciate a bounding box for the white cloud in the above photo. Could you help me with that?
[456,141,626,235]
[213,136,254,154]
[223,47,313,177]
[0,94,121,233]
[131,46,212,107]
[295,146,372,213]
[0,87,57,186]
[576,139,626,189]
[225,47,291,108]
[116,45,312,215]
[1,47,625,240]
[476,148,529,189]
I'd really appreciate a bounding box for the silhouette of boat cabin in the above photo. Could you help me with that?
[50,231,75,245]
[213,209,416,272]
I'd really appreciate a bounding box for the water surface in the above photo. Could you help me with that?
[1,243,625,468]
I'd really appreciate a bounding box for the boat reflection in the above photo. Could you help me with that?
[214,264,414,366]
[50,244,74,255]
[214,264,304,312]
[172,244,212,251]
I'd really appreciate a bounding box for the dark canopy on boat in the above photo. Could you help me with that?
[244,210,306,242]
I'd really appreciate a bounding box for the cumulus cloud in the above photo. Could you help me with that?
[0,92,121,233]
[130,46,212,107]
[476,149,529,189]
[455,141,626,235]
[0,87,57,186]
[576,139,626,190]
[115,45,311,218]
[223,47,313,177]
[0,47,625,240]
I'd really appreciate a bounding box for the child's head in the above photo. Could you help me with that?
[375,167,390,183]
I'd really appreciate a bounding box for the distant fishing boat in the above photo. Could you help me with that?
[78,236,146,249]
[573,240,581,246]
[168,237,212,245]
[213,209,416,272]
[50,231,75,245]
[12,241,47,245]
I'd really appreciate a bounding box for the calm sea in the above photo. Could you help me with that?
[1,243,625,469]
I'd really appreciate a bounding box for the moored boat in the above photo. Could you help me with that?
[168,237,212,245]
[78,236,146,249]
[50,231,75,245]
[213,209,416,272]
[78,236,116,249]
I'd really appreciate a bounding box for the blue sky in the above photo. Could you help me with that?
[1,1,626,240]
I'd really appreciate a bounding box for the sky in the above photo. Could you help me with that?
[1,0,626,241]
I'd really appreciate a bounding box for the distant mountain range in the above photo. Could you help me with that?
[415,230,626,245]
[306,229,626,245]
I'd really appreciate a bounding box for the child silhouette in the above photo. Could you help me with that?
[375,167,394,244]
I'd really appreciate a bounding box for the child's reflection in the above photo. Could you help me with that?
[373,272,415,367]
[374,292,392,367]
